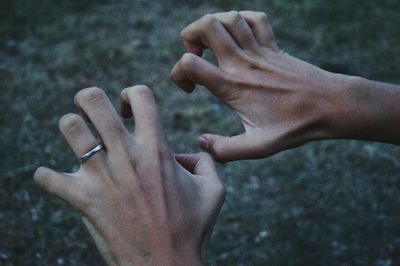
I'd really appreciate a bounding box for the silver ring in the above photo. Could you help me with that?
[79,143,104,163]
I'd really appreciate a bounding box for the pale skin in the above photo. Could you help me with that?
[171,11,400,162]
[34,10,400,265]
[34,86,225,265]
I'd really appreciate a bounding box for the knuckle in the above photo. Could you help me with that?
[180,14,217,38]
[180,25,192,39]
[76,87,105,105]
[129,85,153,96]
[227,10,241,25]
[59,113,83,134]
[180,28,189,39]
[134,135,155,155]
[170,64,178,80]
[256,12,268,22]
[120,87,129,99]
[129,85,155,104]
[201,14,217,27]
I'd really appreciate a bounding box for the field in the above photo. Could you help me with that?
[1,0,400,265]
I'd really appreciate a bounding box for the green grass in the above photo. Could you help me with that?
[1,0,400,265]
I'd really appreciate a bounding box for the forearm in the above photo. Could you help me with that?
[326,75,400,145]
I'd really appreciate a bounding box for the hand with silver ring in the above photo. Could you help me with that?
[34,86,225,266]
[79,143,104,163]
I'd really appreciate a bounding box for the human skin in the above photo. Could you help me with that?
[171,11,400,162]
[34,86,225,265]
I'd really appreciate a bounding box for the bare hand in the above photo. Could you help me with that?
[34,86,225,265]
[171,11,349,161]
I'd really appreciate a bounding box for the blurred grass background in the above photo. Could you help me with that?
[1,0,400,265]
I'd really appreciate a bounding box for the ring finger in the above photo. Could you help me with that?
[59,113,106,168]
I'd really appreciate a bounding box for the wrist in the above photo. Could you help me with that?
[90,220,205,266]
[323,74,400,144]
[113,247,204,266]
[109,240,204,266]
[322,74,362,139]
[295,71,353,143]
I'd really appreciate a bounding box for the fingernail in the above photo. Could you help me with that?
[199,136,209,150]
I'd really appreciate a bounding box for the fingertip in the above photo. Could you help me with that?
[170,62,196,93]
[33,166,53,188]
[58,113,79,132]
[131,84,152,92]
[33,166,46,181]
[74,87,106,106]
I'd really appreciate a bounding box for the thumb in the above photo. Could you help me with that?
[198,132,267,162]
[175,152,225,230]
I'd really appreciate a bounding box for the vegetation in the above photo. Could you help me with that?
[1,0,399,265]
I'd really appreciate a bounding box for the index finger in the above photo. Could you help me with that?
[181,14,242,61]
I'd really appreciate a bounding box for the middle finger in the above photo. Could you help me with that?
[213,11,260,52]
[74,87,128,149]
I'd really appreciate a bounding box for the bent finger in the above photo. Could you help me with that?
[213,11,259,52]
[170,53,230,98]
[181,14,242,61]
[239,11,277,49]
[198,132,268,162]
[120,85,163,137]
[175,152,218,179]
